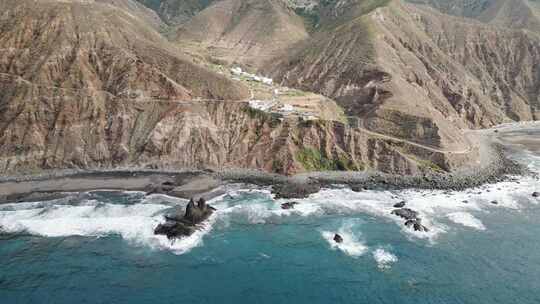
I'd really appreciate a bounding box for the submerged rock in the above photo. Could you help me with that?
[333,234,343,243]
[281,202,299,210]
[393,201,406,208]
[154,198,215,239]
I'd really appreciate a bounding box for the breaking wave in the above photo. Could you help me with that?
[0,194,217,255]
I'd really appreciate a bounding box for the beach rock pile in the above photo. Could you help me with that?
[154,198,215,239]
[391,207,429,232]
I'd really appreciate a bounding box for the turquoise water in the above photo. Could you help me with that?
[1,139,540,303]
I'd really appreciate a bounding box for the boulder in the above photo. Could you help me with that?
[391,208,418,220]
[281,202,299,210]
[490,200,498,205]
[393,201,406,208]
[333,234,343,243]
[532,192,539,198]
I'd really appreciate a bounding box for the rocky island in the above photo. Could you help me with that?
[154,198,215,239]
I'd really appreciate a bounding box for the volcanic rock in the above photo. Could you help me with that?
[391,208,419,220]
[154,198,215,239]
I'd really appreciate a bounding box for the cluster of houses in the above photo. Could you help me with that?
[231,67,319,120]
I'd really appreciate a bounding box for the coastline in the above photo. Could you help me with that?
[0,125,536,204]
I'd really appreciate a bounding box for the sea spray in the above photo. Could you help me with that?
[372,248,398,269]
[321,220,367,257]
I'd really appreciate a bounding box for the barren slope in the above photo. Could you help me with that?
[175,0,310,69]
[267,0,540,153]
[1,0,459,175]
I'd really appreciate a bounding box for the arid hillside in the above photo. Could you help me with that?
[175,0,310,69]
[266,0,539,152]
[1,0,538,176]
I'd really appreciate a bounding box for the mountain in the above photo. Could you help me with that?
[0,0,250,173]
[1,0,539,176]
[266,0,540,154]
[407,0,540,32]
[175,0,310,69]
[136,0,216,25]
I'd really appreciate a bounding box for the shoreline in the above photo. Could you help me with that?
[0,126,536,204]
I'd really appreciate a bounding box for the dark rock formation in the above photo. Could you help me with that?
[533,192,539,198]
[405,219,429,232]
[391,208,418,220]
[333,234,344,243]
[281,202,299,210]
[392,206,430,232]
[393,201,406,208]
[154,198,215,239]
[490,200,499,205]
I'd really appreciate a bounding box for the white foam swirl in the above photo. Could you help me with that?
[321,221,367,258]
[0,195,218,255]
[447,212,486,230]
[373,248,398,269]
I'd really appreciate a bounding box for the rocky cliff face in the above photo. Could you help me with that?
[0,75,458,175]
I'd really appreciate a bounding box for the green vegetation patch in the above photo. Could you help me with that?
[242,106,282,128]
[297,148,337,171]
[296,148,362,171]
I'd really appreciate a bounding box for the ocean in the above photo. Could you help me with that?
[1,130,540,303]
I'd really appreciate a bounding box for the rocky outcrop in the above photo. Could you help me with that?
[392,207,429,232]
[404,218,429,232]
[391,208,418,220]
[154,198,215,239]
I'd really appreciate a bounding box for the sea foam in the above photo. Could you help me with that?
[321,221,367,258]
[373,248,398,269]
[447,212,486,230]
[0,194,220,255]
